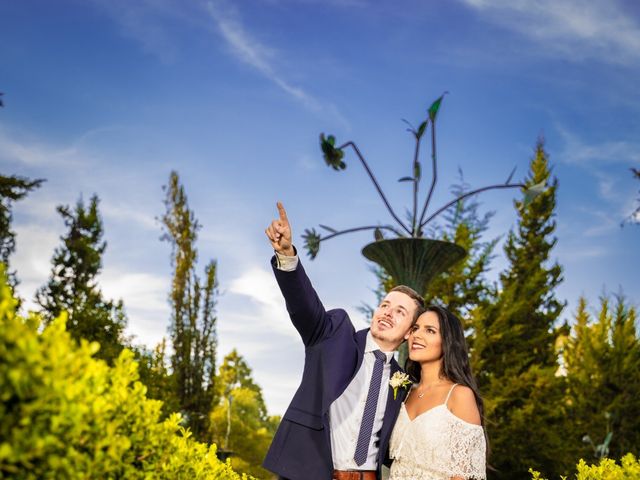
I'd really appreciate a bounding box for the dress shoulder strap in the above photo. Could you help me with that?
[444,383,458,406]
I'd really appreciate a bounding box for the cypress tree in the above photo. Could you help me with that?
[209,350,279,479]
[161,171,218,441]
[35,194,128,364]
[564,295,640,460]
[470,138,569,478]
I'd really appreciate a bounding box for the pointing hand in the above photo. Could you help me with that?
[266,202,294,256]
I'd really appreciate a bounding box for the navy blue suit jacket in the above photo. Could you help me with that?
[263,258,408,480]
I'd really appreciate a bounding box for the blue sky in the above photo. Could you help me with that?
[1,0,639,415]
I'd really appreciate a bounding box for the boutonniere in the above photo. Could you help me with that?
[389,372,412,400]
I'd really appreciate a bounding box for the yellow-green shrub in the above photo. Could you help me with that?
[0,272,250,479]
[529,454,640,479]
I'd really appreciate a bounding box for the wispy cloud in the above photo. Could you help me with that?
[0,129,86,168]
[554,123,639,232]
[87,0,182,63]
[205,0,348,126]
[555,124,640,167]
[461,0,640,65]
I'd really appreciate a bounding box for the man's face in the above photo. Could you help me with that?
[369,291,417,350]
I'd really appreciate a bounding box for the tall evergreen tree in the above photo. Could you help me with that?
[0,174,44,288]
[209,349,279,479]
[563,294,640,460]
[470,138,569,478]
[35,194,128,364]
[161,171,218,441]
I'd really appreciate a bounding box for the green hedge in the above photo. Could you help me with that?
[530,454,640,479]
[0,272,250,479]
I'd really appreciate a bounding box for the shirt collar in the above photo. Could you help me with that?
[365,331,394,362]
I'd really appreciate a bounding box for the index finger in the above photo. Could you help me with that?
[276,201,288,223]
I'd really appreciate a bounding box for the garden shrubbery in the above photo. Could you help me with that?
[530,454,640,479]
[0,272,250,479]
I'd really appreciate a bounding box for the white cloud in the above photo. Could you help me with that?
[101,268,170,346]
[101,202,159,231]
[12,223,61,305]
[461,0,640,65]
[226,266,298,339]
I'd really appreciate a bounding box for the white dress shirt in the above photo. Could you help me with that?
[275,251,393,471]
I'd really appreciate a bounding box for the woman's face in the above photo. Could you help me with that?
[406,310,443,363]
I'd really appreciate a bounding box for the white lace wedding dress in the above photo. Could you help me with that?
[389,384,486,480]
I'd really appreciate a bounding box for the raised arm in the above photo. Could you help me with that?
[265,202,338,346]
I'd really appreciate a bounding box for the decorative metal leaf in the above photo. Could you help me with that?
[428,92,448,122]
[417,121,427,139]
[374,227,384,241]
[302,228,321,259]
[320,133,346,171]
[522,180,547,207]
[398,176,414,183]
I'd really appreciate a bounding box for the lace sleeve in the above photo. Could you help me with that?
[443,421,486,480]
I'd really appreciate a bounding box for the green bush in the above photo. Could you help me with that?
[529,454,640,479]
[0,271,250,479]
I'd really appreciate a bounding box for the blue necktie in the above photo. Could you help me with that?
[353,349,387,466]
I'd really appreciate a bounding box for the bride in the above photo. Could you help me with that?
[389,306,487,480]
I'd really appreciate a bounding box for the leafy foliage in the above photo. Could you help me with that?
[132,338,180,418]
[563,295,640,461]
[161,172,218,441]
[209,350,280,479]
[529,454,640,480]
[35,194,128,365]
[0,267,249,479]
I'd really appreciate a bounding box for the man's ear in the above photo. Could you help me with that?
[404,331,410,340]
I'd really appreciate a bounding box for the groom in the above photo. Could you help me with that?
[263,202,424,480]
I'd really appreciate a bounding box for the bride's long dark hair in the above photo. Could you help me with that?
[405,305,487,432]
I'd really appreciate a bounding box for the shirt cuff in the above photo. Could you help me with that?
[275,250,299,271]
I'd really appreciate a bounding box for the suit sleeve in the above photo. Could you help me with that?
[271,256,336,347]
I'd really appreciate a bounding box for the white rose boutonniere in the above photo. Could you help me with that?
[389,371,412,400]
